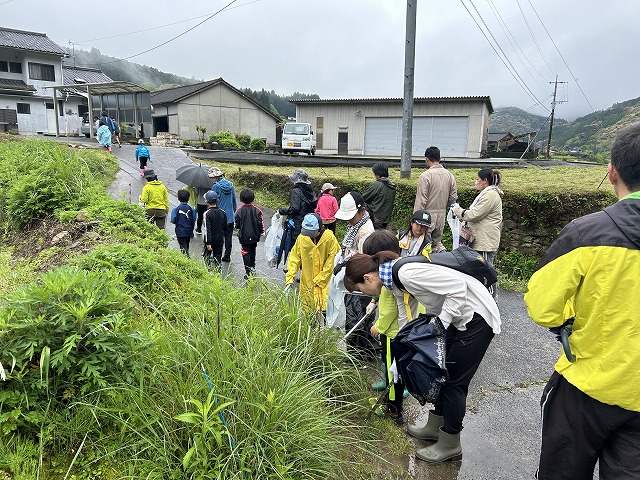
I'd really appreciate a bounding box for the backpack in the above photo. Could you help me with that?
[392,246,498,291]
[101,115,115,133]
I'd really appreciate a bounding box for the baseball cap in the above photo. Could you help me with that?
[142,168,156,179]
[335,191,365,221]
[204,190,219,203]
[412,210,432,226]
[208,166,224,178]
[138,139,144,144]
[301,213,322,237]
[321,182,337,192]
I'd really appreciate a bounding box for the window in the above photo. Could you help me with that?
[0,61,7,72]
[9,62,22,74]
[17,103,31,114]
[28,62,54,81]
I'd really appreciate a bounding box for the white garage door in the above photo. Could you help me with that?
[364,116,469,157]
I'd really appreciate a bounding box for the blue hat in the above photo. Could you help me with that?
[204,190,219,203]
[301,213,322,237]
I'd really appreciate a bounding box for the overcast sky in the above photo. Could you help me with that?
[2,0,636,120]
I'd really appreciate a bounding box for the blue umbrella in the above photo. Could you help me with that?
[391,314,448,406]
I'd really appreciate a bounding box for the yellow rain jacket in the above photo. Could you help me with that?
[525,196,640,412]
[286,229,340,312]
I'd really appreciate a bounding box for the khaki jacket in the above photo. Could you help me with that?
[453,186,503,252]
[413,164,457,215]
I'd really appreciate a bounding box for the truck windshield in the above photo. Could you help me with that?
[284,124,309,135]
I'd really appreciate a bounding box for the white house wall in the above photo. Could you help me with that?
[295,100,490,158]
[0,47,67,135]
[173,84,276,142]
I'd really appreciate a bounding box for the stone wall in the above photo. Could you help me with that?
[150,132,183,147]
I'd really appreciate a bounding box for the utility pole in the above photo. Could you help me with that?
[400,0,417,178]
[546,75,567,159]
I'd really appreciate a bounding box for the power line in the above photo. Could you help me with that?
[90,0,240,67]
[75,0,259,44]
[526,0,600,117]
[486,0,548,87]
[515,0,555,76]
[460,0,550,113]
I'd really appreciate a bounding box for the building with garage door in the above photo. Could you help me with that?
[292,96,493,158]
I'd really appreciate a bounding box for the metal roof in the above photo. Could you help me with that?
[62,66,113,86]
[0,26,68,56]
[0,78,36,94]
[292,96,494,113]
[151,77,281,121]
[50,80,149,95]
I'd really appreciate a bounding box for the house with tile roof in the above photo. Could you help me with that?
[150,78,280,143]
[0,26,123,136]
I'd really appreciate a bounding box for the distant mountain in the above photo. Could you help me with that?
[491,99,640,155]
[64,48,320,119]
[489,107,567,136]
[552,97,640,154]
[64,47,199,90]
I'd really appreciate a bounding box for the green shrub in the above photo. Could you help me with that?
[209,130,234,143]
[249,138,267,152]
[0,266,150,435]
[0,139,117,229]
[235,134,251,149]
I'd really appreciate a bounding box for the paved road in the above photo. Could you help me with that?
[75,138,569,479]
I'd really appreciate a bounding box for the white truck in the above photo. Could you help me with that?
[281,122,316,155]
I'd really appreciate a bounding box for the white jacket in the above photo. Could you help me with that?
[392,262,501,333]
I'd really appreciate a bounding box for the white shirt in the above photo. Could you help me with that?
[393,262,501,333]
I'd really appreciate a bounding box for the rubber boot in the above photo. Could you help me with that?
[371,362,387,391]
[407,411,444,441]
[415,427,462,463]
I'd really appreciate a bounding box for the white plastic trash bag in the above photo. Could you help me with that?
[447,206,460,250]
[325,252,348,330]
[264,212,284,267]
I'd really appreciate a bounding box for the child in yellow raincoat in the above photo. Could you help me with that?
[285,213,340,318]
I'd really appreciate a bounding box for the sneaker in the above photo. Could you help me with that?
[195,229,202,235]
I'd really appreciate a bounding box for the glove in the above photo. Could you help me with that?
[283,284,292,295]
[451,202,460,210]
[365,301,377,316]
[389,360,399,383]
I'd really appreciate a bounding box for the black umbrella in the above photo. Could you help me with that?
[275,218,295,268]
[391,314,448,406]
[176,164,213,189]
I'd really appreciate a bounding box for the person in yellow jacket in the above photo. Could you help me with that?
[285,213,340,319]
[525,122,640,480]
[139,169,169,228]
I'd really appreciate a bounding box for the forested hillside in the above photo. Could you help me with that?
[489,107,566,135]
[64,48,320,119]
[64,47,198,91]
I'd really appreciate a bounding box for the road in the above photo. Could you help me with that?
[88,138,570,479]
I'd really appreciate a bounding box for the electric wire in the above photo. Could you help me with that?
[76,0,260,44]
[526,0,599,117]
[460,0,550,113]
[515,0,555,76]
[486,0,548,87]
[89,0,240,67]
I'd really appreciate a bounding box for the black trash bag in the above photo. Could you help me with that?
[344,293,380,362]
[391,313,448,406]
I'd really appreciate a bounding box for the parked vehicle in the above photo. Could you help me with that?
[81,112,92,137]
[282,122,316,155]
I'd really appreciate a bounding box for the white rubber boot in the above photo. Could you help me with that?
[415,427,462,463]
[407,411,444,441]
